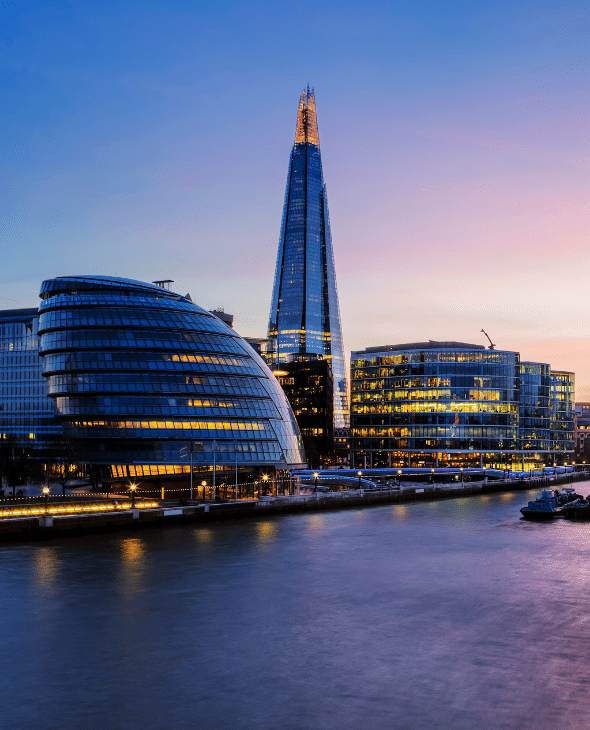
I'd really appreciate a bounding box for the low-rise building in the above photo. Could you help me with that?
[350,341,574,470]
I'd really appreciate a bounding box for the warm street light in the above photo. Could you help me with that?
[313,472,319,492]
[129,482,137,509]
[201,480,207,500]
[357,470,362,490]
[42,485,49,513]
[262,473,269,497]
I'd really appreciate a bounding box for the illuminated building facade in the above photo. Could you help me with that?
[574,403,590,460]
[38,276,305,485]
[519,361,551,453]
[268,87,349,430]
[350,341,574,470]
[550,371,575,455]
[273,358,333,467]
[0,308,58,452]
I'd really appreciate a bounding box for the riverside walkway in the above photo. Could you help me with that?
[0,471,586,542]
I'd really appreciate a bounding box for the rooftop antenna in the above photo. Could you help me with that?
[481,329,495,350]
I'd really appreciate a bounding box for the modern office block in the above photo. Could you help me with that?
[38,275,305,484]
[268,87,348,429]
[550,371,575,455]
[273,357,334,467]
[350,341,574,470]
[0,308,58,453]
[519,361,552,452]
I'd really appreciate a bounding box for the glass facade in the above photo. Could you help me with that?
[350,342,575,470]
[520,361,551,452]
[38,276,305,479]
[274,358,334,467]
[268,87,349,429]
[0,308,59,452]
[550,371,575,455]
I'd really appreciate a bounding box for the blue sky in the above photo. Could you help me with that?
[2,1,590,392]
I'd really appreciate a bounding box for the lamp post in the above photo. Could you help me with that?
[460,467,463,486]
[129,482,137,509]
[357,470,362,492]
[313,472,319,492]
[201,480,207,501]
[212,439,217,501]
[262,473,269,497]
[234,440,239,501]
[42,485,49,514]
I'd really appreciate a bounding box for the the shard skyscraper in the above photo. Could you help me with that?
[268,87,349,429]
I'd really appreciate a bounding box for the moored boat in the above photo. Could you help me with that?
[520,488,583,520]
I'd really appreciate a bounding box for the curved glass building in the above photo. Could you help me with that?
[38,276,305,488]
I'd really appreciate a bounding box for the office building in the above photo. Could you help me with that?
[350,341,574,470]
[0,308,59,454]
[267,87,349,430]
[574,403,590,460]
[273,357,333,467]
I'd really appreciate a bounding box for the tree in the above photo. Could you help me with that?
[46,435,80,496]
[0,436,35,496]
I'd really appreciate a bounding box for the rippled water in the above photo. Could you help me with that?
[3,485,590,729]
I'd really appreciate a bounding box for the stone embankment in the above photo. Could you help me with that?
[0,472,586,543]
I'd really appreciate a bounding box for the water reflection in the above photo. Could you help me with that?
[118,537,145,597]
[256,520,277,542]
[305,514,326,533]
[120,536,144,565]
[33,547,59,589]
[194,527,212,544]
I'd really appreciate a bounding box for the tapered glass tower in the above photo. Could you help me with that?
[268,87,349,428]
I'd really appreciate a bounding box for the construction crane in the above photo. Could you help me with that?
[481,329,495,350]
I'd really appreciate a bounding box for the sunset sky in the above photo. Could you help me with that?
[2,1,589,394]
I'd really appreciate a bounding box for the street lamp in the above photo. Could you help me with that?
[262,473,269,496]
[313,472,319,492]
[357,470,362,490]
[42,485,49,513]
[129,482,137,509]
[201,480,207,501]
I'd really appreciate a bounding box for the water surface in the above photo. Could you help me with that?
[2,485,590,729]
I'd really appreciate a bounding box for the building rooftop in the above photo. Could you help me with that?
[357,341,485,354]
[0,307,38,321]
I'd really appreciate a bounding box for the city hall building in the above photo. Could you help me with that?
[350,341,574,471]
[36,275,306,487]
[0,275,306,492]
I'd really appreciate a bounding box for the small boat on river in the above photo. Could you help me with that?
[520,488,583,520]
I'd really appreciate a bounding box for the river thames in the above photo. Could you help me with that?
[3,485,590,730]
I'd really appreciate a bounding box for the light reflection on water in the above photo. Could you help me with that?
[2,484,590,729]
[33,546,60,588]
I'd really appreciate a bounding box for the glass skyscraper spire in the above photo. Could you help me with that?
[268,87,349,428]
